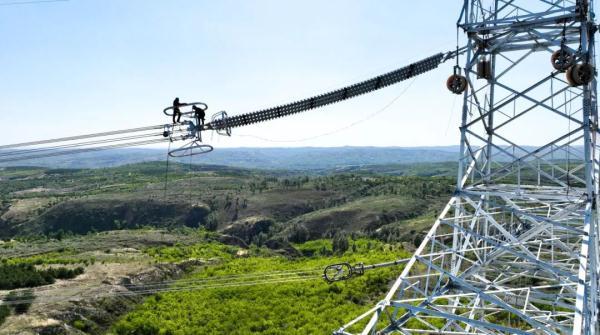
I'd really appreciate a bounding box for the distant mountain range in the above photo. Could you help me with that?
[0,145,582,171]
[0,146,461,170]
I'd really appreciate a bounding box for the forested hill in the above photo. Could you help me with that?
[0,146,460,170]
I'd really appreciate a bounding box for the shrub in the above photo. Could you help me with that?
[4,289,34,314]
[73,319,89,331]
[110,239,411,335]
[287,224,310,243]
[0,304,10,326]
[0,264,84,290]
[332,233,349,254]
[0,264,53,289]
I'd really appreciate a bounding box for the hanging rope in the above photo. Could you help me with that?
[445,94,459,136]
[566,88,572,192]
[164,141,172,200]
[188,152,194,206]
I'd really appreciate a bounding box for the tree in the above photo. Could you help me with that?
[288,224,310,243]
[332,233,349,254]
[0,305,10,326]
[5,289,34,314]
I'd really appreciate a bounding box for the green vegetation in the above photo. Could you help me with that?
[111,239,410,335]
[0,304,10,327]
[332,232,350,254]
[0,262,84,289]
[73,319,93,332]
[0,162,454,245]
[0,162,457,334]
[145,241,238,263]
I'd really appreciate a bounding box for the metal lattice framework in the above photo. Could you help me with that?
[336,1,599,334]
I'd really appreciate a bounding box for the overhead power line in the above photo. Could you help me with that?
[0,0,68,6]
[0,269,322,306]
[0,50,459,164]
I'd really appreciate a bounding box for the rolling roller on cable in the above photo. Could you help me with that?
[322,258,411,283]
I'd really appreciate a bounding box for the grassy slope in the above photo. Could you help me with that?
[236,189,337,223]
[284,195,426,237]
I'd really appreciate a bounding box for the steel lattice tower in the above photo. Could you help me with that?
[336,1,600,334]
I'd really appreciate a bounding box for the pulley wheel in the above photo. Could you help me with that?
[566,63,595,86]
[551,49,575,72]
[446,74,468,94]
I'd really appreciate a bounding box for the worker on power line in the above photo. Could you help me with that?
[172,97,185,123]
[192,104,206,126]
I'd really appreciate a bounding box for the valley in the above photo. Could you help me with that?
[0,161,453,334]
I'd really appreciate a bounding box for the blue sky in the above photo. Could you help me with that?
[0,0,575,148]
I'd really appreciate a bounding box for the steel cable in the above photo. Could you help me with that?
[0,130,185,158]
[22,267,324,295]
[0,273,321,306]
[0,138,170,164]
[0,124,166,150]
[0,52,454,164]
[121,269,322,289]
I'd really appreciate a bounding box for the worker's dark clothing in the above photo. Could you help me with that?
[193,105,206,126]
[173,98,183,123]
